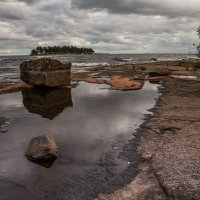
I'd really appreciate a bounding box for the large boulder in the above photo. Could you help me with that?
[149,68,171,77]
[25,135,58,161]
[20,58,71,87]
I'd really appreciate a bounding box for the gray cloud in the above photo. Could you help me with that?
[18,0,38,3]
[71,0,200,18]
[0,0,199,55]
[0,0,39,4]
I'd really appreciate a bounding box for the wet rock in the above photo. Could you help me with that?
[151,57,158,61]
[149,69,171,77]
[75,77,105,84]
[0,117,10,133]
[112,144,118,150]
[0,117,8,127]
[1,129,8,133]
[0,82,33,94]
[105,76,143,91]
[114,58,132,62]
[22,88,73,120]
[73,75,143,91]
[25,135,58,161]
[20,58,71,87]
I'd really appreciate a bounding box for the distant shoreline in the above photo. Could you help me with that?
[30,46,95,56]
[31,53,95,56]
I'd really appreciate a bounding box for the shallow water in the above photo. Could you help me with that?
[171,75,198,79]
[0,81,158,200]
[0,54,197,85]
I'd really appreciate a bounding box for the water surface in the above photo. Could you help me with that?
[0,81,158,200]
[0,54,197,85]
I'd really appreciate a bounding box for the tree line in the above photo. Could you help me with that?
[30,45,95,55]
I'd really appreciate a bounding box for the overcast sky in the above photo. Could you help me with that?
[0,0,199,55]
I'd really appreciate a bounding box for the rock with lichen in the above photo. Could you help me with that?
[20,58,71,87]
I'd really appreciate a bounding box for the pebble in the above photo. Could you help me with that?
[112,145,118,150]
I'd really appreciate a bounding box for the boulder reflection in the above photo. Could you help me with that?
[22,88,73,119]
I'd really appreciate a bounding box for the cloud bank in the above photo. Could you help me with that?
[0,0,199,55]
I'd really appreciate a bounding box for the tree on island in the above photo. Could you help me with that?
[30,45,95,55]
[197,27,200,57]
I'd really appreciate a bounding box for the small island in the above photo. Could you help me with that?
[30,45,95,55]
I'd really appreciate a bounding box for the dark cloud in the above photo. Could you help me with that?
[0,0,199,55]
[0,0,39,4]
[18,0,38,3]
[71,0,200,18]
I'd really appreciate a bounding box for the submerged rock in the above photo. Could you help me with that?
[149,68,171,77]
[25,135,58,161]
[151,57,157,61]
[114,57,132,62]
[20,58,71,87]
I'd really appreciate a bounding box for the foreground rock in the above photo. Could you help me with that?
[139,78,200,199]
[96,78,200,200]
[25,135,58,161]
[20,58,71,87]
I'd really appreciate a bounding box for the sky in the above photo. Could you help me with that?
[0,0,200,55]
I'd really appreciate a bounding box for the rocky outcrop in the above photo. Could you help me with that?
[149,69,171,77]
[73,75,143,91]
[0,83,33,94]
[20,58,71,87]
[95,78,200,200]
[139,78,200,199]
[105,76,143,91]
[25,135,58,161]
[22,88,73,119]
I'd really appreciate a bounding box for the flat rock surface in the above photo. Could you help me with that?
[96,78,200,200]
[105,75,143,90]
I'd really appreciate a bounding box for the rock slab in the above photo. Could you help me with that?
[149,69,171,77]
[20,58,71,87]
[25,135,58,161]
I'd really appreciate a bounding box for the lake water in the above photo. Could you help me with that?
[0,81,159,200]
[0,53,197,85]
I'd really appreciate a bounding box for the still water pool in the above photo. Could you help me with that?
[0,81,159,200]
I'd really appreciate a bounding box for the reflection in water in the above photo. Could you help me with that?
[0,82,159,200]
[149,80,161,84]
[22,88,73,119]
[32,159,56,168]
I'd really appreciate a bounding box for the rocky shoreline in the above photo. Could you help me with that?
[0,59,200,199]
[1,58,200,94]
[96,78,200,200]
